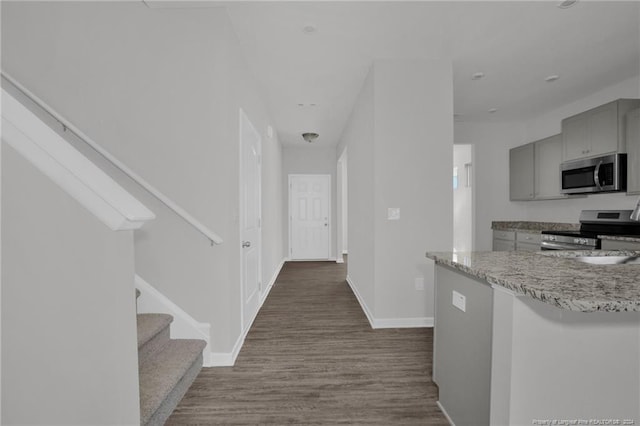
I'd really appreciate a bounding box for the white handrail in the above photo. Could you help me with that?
[2,71,223,245]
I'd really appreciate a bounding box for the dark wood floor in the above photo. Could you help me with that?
[167,259,448,425]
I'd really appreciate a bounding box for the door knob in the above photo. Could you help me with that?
[242,241,251,248]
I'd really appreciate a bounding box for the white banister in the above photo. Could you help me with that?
[2,88,155,230]
[2,71,223,245]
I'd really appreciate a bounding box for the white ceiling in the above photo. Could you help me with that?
[223,1,640,148]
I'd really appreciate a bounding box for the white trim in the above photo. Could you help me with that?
[210,257,286,367]
[436,401,455,426]
[335,257,344,264]
[261,257,285,305]
[2,72,221,244]
[134,275,213,366]
[2,89,155,231]
[372,317,433,328]
[346,275,375,328]
[342,250,348,255]
[346,275,433,329]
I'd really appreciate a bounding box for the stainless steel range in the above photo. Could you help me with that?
[541,210,640,250]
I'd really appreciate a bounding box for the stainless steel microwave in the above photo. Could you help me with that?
[560,153,627,194]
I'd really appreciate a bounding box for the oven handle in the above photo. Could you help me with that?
[594,160,603,190]
[540,241,592,250]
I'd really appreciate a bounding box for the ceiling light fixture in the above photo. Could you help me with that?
[488,108,498,114]
[302,24,317,35]
[302,132,319,143]
[471,72,485,80]
[557,0,578,9]
[545,74,560,82]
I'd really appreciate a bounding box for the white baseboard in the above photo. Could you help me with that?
[210,257,286,367]
[436,400,455,425]
[135,275,213,366]
[346,275,375,328]
[373,317,434,328]
[346,275,434,329]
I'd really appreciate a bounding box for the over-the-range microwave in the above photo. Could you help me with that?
[560,153,627,194]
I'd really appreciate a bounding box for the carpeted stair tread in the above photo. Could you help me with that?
[137,313,173,350]
[139,339,206,425]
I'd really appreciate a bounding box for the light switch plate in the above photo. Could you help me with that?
[452,290,466,312]
[388,208,400,220]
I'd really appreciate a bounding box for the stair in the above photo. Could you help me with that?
[137,303,206,425]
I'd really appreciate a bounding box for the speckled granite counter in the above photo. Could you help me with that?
[599,234,640,243]
[426,250,640,312]
[491,221,579,233]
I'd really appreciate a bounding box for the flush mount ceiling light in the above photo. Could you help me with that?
[471,72,485,80]
[545,74,560,82]
[302,132,319,143]
[302,24,317,35]
[488,108,498,114]
[557,0,578,8]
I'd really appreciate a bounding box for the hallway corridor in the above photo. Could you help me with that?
[167,260,447,425]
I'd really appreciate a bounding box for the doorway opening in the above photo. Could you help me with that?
[453,144,474,252]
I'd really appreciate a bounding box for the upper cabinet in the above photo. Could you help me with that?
[509,143,534,200]
[562,99,640,161]
[510,134,565,201]
[626,108,640,194]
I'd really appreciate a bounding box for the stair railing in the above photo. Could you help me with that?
[2,71,223,245]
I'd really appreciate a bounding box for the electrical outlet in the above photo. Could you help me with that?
[414,277,425,291]
[452,290,466,312]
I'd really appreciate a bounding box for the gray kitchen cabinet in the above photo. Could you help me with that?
[493,230,515,251]
[433,265,493,426]
[510,135,565,201]
[626,108,640,194]
[562,99,640,162]
[601,239,640,251]
[509,143,534,200]
[534,134,564,199]
[515,232,541,251]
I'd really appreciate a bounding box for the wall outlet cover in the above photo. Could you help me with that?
[452,290,466,312]
[388,208,400,220]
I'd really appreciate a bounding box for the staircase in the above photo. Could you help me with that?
[136,291,206,425]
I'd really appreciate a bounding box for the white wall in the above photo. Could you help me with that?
[338,68,376,312]
[339,59,454,326]
[373,59,453,323]
[457,75,640,250]
[1,2,284,357]
[282,147,338,260]
[2,144,140,425]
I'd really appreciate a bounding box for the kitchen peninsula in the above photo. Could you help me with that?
[426,250,640,426]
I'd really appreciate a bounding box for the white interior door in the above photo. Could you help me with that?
[289,174,330,260]
[240,109,261,330]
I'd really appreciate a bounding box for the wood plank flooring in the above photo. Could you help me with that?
[167,260,448,425]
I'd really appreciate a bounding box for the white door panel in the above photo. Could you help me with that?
[240,109,261,331]
[289,175,330,260]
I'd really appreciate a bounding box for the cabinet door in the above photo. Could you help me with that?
[588,101,618,157]
[563,114,589,161]
[534,134,564,199]
[493,239,515,251]
[626,109,640,194]
[509,143,534,200]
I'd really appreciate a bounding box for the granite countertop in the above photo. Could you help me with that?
[599,234,640,243]
[426,250,640,313]
[491,221,579,233]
